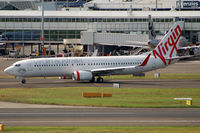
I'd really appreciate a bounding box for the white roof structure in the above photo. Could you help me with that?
[86,0,199,10]
[0,10,200,18]
[88,0,175,8]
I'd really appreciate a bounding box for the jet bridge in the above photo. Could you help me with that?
[81,31,149,55]
[81,31,149,46]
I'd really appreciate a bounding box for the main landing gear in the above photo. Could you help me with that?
[21,79,26,84]
[90,77,104,83]
[97,77,104,83]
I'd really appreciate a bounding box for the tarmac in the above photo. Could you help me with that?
[0,107,200,126]
[0,78,200,89]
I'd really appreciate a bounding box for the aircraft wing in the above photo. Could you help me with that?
[178,45,200,50]
[90,65,138,75]
[165,55,198,60]
[90,54,151,75]
[96,42,149,48]
[126,41,148,46]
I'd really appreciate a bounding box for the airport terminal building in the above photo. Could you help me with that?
[0,10,200,44]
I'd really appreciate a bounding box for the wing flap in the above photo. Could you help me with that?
[91,65,138,74]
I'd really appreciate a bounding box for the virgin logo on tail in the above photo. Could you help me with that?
[152,23,182,65]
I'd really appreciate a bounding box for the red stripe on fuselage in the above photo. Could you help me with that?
[76,71,80,80]
[140,54,151,66]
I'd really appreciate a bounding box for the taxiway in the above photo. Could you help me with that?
[0,108,200,126]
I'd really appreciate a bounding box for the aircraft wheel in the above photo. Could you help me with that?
[97,77,104,83]
[21,79,26,84]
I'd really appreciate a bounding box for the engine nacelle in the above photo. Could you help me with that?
[72,71,93,81]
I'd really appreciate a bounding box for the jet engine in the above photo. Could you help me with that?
[72,71,93,81]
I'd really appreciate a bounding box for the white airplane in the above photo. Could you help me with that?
[5,21,185,84]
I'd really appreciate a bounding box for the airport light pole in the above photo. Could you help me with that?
[179,0,181,11]
[41,0,45,55]
[156,0,157,11]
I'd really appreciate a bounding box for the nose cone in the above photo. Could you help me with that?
[4,66,13,75]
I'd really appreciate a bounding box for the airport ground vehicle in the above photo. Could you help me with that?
[0,42,8,55]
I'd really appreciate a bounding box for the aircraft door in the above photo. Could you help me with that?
[27,62,33,72]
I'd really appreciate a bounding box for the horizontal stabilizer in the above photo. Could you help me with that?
[178,45,200,50]
[165,55,197,60]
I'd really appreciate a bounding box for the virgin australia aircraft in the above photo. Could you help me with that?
[5,21,184,84]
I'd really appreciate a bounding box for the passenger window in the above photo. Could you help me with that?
[15,64,21,67]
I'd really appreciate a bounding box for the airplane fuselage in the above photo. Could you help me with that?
[5,55,165,78]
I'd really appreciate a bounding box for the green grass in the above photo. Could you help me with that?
[2,126,200,133]
[0,87,200,108]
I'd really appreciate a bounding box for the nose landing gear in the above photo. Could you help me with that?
[16,76,26,84]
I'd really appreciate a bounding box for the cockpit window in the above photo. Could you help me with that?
[15,64,21,67]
